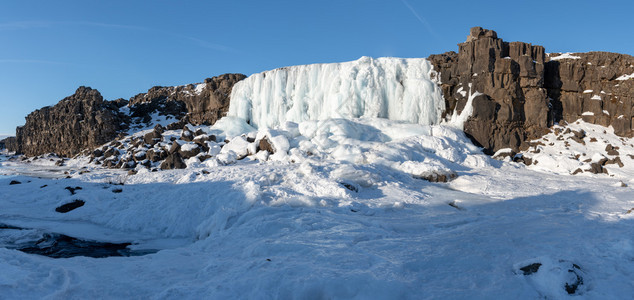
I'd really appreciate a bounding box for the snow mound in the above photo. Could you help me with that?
[616,72,634,81]
[227,56,445,128]
[548,52,581,60]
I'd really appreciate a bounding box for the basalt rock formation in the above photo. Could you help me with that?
[10,74,246,157]
[1,136,18,152]
[14,87,128,157]
[429,27,551,154]
[429,27,634,154]
[128,73,246,125]
[545,52,634,136]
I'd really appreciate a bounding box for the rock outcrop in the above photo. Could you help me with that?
[129,73,246,125]
[11,74,246,157]
[429,27,550,154]
[545,52,634,136]
[14,87,128,157]
[429,27,634,154]
[1,137,18,152]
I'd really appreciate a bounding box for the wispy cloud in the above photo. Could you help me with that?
[0,20,234,52]
[401,0,440,39]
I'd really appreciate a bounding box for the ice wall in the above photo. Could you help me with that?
[228,56,445,128]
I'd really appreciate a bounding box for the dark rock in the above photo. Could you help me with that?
[128,74,246,125]
[55,200,85,213]
[160,153,186,169]
[605,144,620,156]
[133,151,147,161]
[429,27,634,154]
[340,182,358,192]
[1,137,18,153]
[144,125,164,145]
[112,188,123,193]
[179,144,201,159]
[169,143,181,154]
[519,263,542,275]
[193,135,211,152]
[12,87,128,157]
[9,180,21,185]
[493,150,515,160]
[513,154,532,166]
[92,149,103,157]
[588,163,602,174]
[64,186,82,195]
[181,126,194,142]
[414,171,457,183]
[429,27,548,154]
[104,147,118,158]
[606,156,624,167]
[147,149,167,162]
[258,137,275,154]
[166,117,189,130]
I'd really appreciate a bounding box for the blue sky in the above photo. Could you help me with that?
[0,0,632,135]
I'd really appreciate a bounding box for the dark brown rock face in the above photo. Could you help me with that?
[429,27,634,153]
[14,87,128,157]
[1,137,18,152]
[129,73,246,125]
[545,52,634,136]
[429,27,549,154]
[11,73,245,157]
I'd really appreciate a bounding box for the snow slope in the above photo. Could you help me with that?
[2,116,634,298]
[1,137,633,298]
[228,56,445,128]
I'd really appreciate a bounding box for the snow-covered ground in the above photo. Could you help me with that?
[1,118,633,298]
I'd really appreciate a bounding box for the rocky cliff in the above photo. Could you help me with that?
[429,27,634,154]
[545,52,634,136]
[13,87,128,157]
[128,73,246,125]
[9,74,246,157]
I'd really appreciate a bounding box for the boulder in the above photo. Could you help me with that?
[258,137,275,154]
[160,153,186,169]
[181,126,194,142]
[144,124,165,145]
[179,143,201,159]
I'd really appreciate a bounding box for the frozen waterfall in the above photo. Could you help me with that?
[227,56,445,128]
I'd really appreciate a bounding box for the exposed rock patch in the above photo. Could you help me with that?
[55,200,85,213]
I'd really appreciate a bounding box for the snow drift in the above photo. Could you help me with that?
[228,56,445,128]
